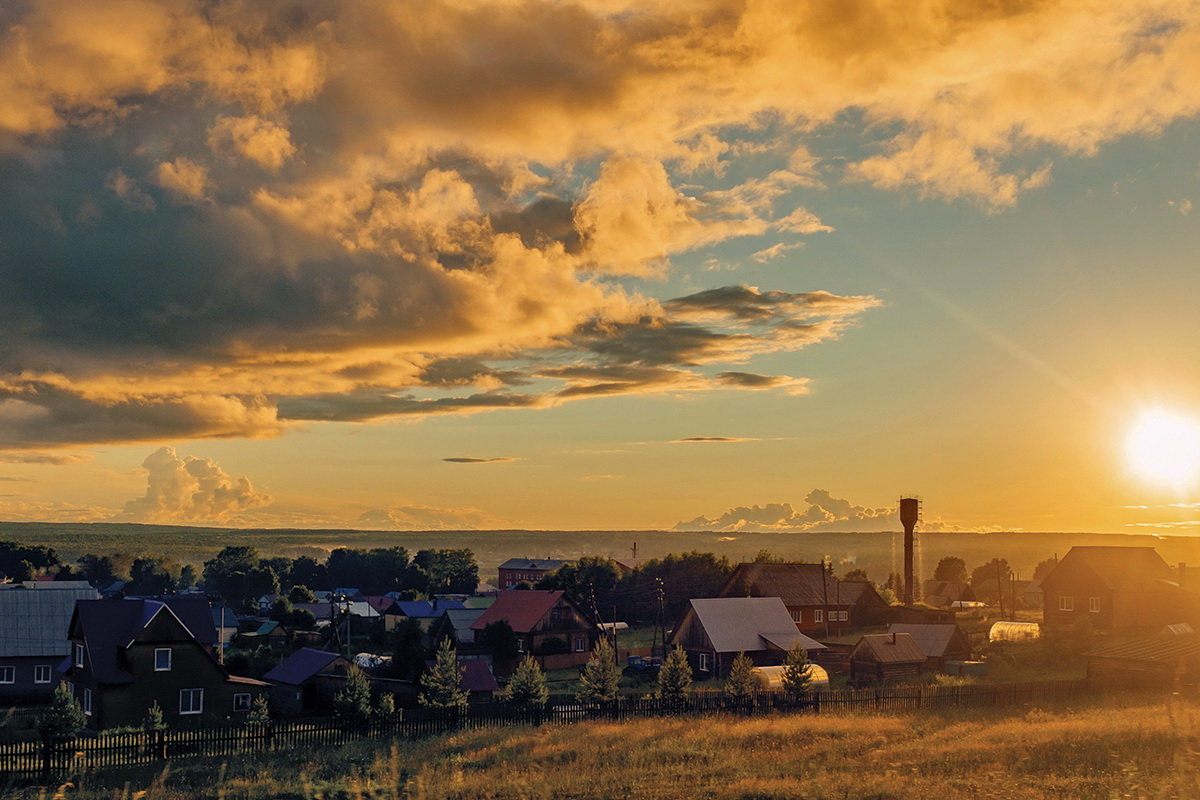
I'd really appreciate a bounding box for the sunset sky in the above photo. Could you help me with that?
[2,0,1200,533]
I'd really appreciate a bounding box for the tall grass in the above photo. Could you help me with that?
[9,696,1200,800]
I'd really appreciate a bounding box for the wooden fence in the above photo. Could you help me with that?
[0,677,1169,784]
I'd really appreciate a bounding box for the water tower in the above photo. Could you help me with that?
[899,496,921,604]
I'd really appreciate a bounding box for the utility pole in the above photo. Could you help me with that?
[995,561,1006,620]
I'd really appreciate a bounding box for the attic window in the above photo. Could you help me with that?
[154,648,172,672]
[74,643,84,669]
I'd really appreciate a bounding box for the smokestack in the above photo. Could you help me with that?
[899,497,920,605]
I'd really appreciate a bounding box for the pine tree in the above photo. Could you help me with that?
[333,664,374,721]
[248,694,272,728]
[780,641,812,700]
[724,652,757,705]
[653,646,692,705]
[374,691,396,720]
[143,701,166,734]
[419,638,468,711]
[576,637,620,705]
[38,682,86,742]
[501,656,549,708]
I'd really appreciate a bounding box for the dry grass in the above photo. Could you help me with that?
[9,697,1200,800]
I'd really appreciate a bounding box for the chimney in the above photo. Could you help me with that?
[890,632,897,644]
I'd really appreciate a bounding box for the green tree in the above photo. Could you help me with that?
[38,683,86,742]
[842,568,869,582]
[934,556,968,584]
[653,646,692,704]
[724,652,757,705]
[478,619,519,665]
[389,617,427,680]
[1033,557,1058,580]
[333,665,374,721]
[576,637,620,705]
[248,694,272,728]
[780,642,812,700]
[177,564,197,591]
[753,549,785,564]
[288,584,317,603]
[419,638,468,711]
[375,691,396,720]
[143,701,166,734]
[501,655,549,708]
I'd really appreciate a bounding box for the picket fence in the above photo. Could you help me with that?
[0,677,1167,784]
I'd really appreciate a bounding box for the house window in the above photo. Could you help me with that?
[180,688,204,715]
[1058,596,1074,612]
[574,636,587,652]
[0,666,13,684]
[154,648,172,672]
[790,609,802,623]
[516,637,527,653]
[74,643,84,668]
[233,693,252,711]
[34,665,51,684]
[83,688,92,715]
[698,652,709,672]
[1089,597,1101,613]
[814,609,824,623]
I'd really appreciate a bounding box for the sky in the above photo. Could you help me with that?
[2,0,1200,533]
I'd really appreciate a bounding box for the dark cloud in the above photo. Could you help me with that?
[672,436,759,443]
[441,457,517,463]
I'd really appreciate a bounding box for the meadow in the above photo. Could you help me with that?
[5,522,1200,583]
[10,697,1196,800]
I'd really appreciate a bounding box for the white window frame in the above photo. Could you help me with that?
[814,609,824,623]
[179,688,204,715]
[1059,595,1074,612]
[516,637,527,654]
[233,693,251,711]
[790,608,802,623]
[83,688,92,716]
[1089,597,1101,613]
[34,665,52,684]
[0,666,13,684]
[573,636,587,652]
[698,652,709,672]
[154,648,172,672]
[74,643,84,669]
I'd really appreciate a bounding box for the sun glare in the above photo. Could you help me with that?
[1125,407,1200,490]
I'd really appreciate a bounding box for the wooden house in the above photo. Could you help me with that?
[718,563,889,634]
[849,633,924,684]
[469,590,598,670]
[0,581,98,702]
[62,598,267,729]
[921,581,976,608]
[497,559,566,590]
[1040,546,1178,634]
[1083,625,1200,686]
[262,647,353,715]
[886,623,972,670]
[670,597,826,678]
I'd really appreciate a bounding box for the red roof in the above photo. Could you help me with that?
[469,590,565,634]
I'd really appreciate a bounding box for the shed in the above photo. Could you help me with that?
[886,623,972,669]
[849,633,924,684]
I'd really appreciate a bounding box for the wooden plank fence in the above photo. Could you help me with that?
[0,677,1168,784]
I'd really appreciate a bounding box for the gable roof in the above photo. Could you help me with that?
[443,608,487,631]
[71,598,219,684]
[362,596,397,614]
[1083,629,1200,663]
[852,632,925,664]
[263,647,348,685]
[1048,547,1173,592]
[886,624,968,658]
[422,657,500,692]
[498,558,566,572]
[0,583,99,657]
[720,563,881,607]
[684,597,826,654]
[470,590,571,633]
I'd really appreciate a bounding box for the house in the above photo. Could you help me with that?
[886,623,972,670]
[61,598,267,729]
[921,581,976,608]
[421,657,499,703]
[470,590,598,669]
[718,562,890,633]
[0,581,99,702]
[670,597,826,678]
[211,604,239,650]
[1083,625,1200,686]
[497,558,566,590]
[431,608,488,646]
[1022,578,1045,608]
[849,633,925,684]
[381,599,467,632]
[262,647,353,715]
[1040,546,1178,634]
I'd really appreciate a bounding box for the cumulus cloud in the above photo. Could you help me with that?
[117,446,271,524]
[2,0,1198,450]
[675,489,895,532]
[355,505,498,531]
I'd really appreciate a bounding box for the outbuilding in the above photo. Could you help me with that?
[849,632,924,684]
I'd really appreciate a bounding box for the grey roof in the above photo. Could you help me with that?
[498,558,565,571]
[687,597,825,654]
[721,563,883,607]
[444,608,486,631]
[263,647,346,685]
[886,624,967,658]
[852,633,926,664]
[0,583,99,657]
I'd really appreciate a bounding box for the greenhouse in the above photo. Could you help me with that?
[751,663,830,692]
[988,621,1041,642]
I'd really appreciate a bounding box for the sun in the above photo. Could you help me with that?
[1125,407,1200,490]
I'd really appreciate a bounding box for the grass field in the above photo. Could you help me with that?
[6,521,1200,584]
[12,696,1197,800]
